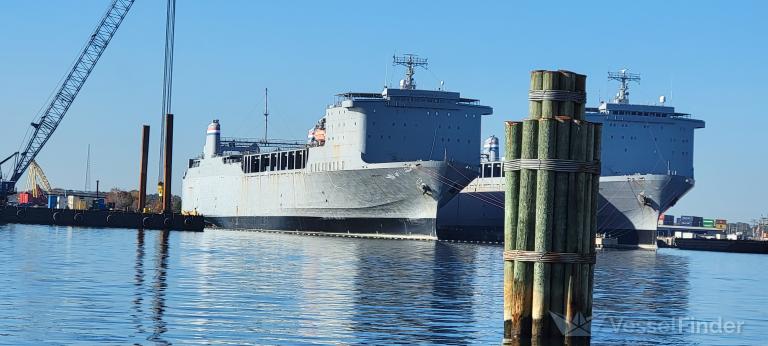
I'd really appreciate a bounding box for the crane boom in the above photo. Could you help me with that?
[0,0,135,201]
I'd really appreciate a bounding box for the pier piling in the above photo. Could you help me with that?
[503,70,600,344]
[139,125,150,213]
[162,114,173,214]
[503,121,522,339]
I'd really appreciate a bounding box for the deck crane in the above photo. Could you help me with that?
[0,0,135,205]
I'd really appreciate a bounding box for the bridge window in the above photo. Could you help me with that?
[493,164,502,177]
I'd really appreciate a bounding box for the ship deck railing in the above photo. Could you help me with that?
[219,137,308,154]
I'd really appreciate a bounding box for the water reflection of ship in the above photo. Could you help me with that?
[349,240,480,344]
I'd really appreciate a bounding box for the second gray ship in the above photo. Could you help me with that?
[437,70,705,248]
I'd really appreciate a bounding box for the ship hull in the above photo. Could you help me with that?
[183,159,476,239]
[436,174,695,248]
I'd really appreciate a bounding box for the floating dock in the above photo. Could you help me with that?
[676,238,768,254]
[0,206,204,231]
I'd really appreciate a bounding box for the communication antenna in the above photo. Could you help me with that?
[263,88,269,142]
[608,69,640,104]
[393,54,428,90]
[384,60,389,88]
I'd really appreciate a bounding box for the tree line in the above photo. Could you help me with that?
[105,188,181,213]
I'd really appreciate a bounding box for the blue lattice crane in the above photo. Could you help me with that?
[0,0,135,204]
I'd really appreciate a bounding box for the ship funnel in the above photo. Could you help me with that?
[204,119,221,158]
[482,135,500,162]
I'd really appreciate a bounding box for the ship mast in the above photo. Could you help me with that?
[263,88,269,142]
[608,69,641,104]
[393,54,428,90]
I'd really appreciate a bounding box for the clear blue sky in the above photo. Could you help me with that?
[1,1,765,222]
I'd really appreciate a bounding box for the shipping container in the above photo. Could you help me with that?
[67,195,92,210]
[663,215,675,225]
[678,216,694,226]
[92,198,106,210]
[47,195,58,209]
[703,218,715,227]
[715,219,727,225]
[18,192,31,205]
[715,224,727,230]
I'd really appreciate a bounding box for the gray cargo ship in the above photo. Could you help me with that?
[182,56,492,239]
[437,70,705,248]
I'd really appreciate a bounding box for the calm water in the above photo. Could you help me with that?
[0,224,766,345]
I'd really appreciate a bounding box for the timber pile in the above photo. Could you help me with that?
[503,70,602,344]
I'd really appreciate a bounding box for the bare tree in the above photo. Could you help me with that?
[106,188,134,211]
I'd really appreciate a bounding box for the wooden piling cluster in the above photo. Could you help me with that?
[503,70,602,343]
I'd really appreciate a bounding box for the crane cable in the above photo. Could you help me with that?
[157,0,176,195]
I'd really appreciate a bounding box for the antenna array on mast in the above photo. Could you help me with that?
[393,54,428,90]
[608,69,641,104]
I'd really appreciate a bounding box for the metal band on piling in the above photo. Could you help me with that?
[528,89,587,103]
[503,158,601,175]
[503,250,596,264]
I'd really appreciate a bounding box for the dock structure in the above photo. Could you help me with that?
[503,70,601,344]
[0,122,204,232]
[0,206,203,231]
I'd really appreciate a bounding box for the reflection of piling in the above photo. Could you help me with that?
[503,70,601,344]
[139,125,150,213]
[162,114,173,214]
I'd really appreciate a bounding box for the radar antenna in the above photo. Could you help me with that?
[393,54,428,90]
[608,69,641,104]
